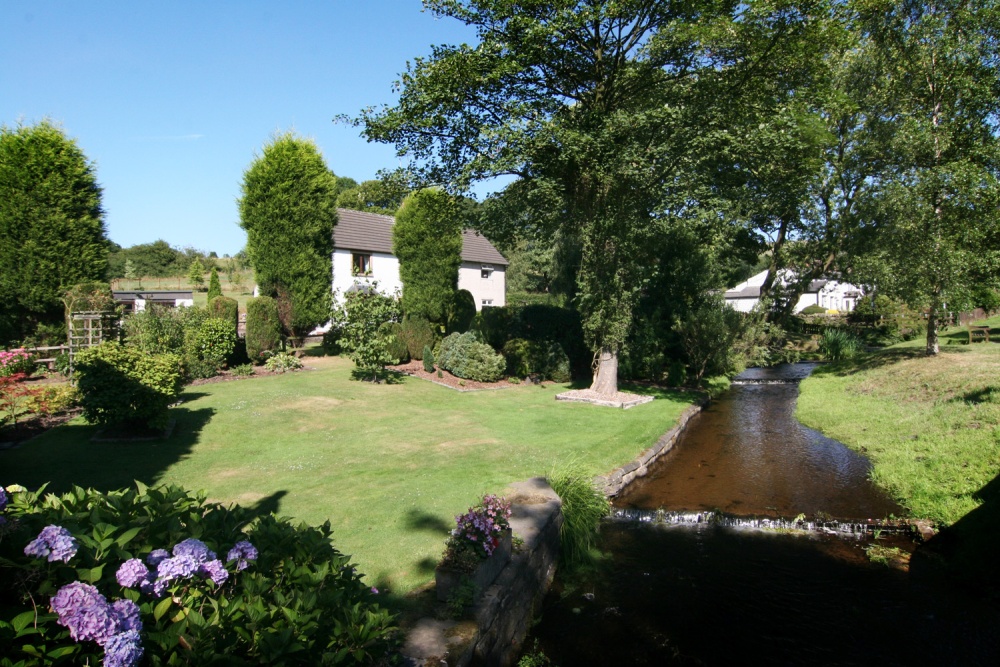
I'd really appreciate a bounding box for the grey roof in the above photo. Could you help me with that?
[723,286,762,299]
[332,208,508,265]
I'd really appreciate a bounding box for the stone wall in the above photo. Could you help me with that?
[595,397,708,497]
[402,477,562,667]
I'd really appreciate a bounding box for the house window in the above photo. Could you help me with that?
[482,299,494,307]
[481,264,494,279]
[352,253,372,277]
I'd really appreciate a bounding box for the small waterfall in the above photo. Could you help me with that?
[610,507,913,539]
[730,378,802,385]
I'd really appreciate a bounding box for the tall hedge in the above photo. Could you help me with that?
[246,296,281,362]
[392,189,463,324]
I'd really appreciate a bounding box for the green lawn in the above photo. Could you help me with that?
[797,316,1000,526]
[3,356,694,595]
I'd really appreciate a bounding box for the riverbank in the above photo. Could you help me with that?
[797,319,1000,597]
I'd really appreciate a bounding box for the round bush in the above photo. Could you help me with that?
[208,295,239,331]
[438,332,505,382]
[194,318,237,370]
[0,483,399,665]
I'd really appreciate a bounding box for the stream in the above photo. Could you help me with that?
[523,363,1000,665]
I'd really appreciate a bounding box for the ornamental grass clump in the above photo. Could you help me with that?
[441,494,512,572]
[0,482,398,665]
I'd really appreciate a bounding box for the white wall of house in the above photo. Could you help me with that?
[331,249,402,302]
[811,281,859,312]
[458,262,506,310]
[132,297,194,312]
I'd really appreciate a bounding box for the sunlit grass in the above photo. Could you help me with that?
[797,316,1000,525]
[4,356,694,595]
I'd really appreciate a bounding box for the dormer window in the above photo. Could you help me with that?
[481,264,494,279]
[352,253,372,277]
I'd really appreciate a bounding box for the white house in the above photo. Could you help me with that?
[331,208,508,310]
[723,270,863,313]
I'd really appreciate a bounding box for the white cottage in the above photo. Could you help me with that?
[724,270,863,313]
[331,208,508,310]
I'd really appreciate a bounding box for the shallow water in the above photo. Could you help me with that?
[524,363,1000,665]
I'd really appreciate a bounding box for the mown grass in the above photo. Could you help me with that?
[2,356,694,595]
[797,316,1000,526]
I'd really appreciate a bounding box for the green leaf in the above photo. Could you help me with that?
[114,526,143,548]
[11,611,36,633]
[154,597,173,622]
[77,564,104,583]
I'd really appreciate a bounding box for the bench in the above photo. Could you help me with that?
[968,325,991,344]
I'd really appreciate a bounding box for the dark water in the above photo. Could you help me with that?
[525,363,1000,665]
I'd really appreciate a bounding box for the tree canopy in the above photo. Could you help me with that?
[0,120,108,345]
[354,0,828,393]
[238,132,339,337]
[392,189,464,323]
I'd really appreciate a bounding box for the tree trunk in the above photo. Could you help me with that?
[926,311,940,356]
[590,346,619,396]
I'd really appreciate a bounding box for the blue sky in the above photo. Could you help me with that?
[1,1,478,256]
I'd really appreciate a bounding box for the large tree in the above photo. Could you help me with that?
[393,188,463,323]
[851,0,1000,355]
[354,0,826,395]
[238,132,339,337]
[0,120,108,345]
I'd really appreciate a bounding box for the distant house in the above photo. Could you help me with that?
[723,270,863,313]
[331,208,508,310]
[113,290,194,313]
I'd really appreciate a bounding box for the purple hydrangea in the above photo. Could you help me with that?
[103,630,144,667]
[226,540,258,572]
[146,549,169,567]
[198,559,229,586]
[0,486,7,511]
[50,582,117,644]
[24,525,78,563]
[173,538,216,563]
[116,559,151,589]
[111,598,142,634]
[152,554,199,596]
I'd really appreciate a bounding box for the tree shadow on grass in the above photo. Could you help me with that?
[809,348,926,378]
[952,385,1000,405]
[403,508,452,535]
[349,368,407,384]
[913,470,1000,604]
[2,404,215,495]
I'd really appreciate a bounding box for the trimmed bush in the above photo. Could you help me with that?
[422,345,435,373]
[380,321,410,364]
[400,315,436,360]
[74,341,184,430]
[437,332,505,382]
[800,304,827,315]
[502,338,570,382]
[472,304,585,377]
[208,295,239,331]
[470,306,514,350]
[246,296,281,363]
[0,483,399,666]
[193,318,238,370]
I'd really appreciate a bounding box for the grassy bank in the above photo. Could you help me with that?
[2,356,694,595]
[797,317,1000,526]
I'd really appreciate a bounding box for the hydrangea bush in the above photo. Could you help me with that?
[0,482,398,665]
[440,494,512,572]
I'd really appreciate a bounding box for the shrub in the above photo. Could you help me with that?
[502,338,571,382]
[0,348,35,378]
[447,289,477,333]
[53,352,71,377]
[0,483,399,666]
[245,296,281,362]
[263,351,303,373]
[21,384,80,416]
[422,345,435,373]
[380,321,410,364]
[0,374,32,426]
[231,363,255,376]
[547,464,610,569]
[207,295,239,331]
[400,316,436,360]
[122,305,186,356]
[472,304,587,376]
[192,318,238,371]
[470,306,514,350]
[437,332,506,382]
[800,304,827,315]
[74,342,184,430]
[336,285,403,382]
[819,328,862,361]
